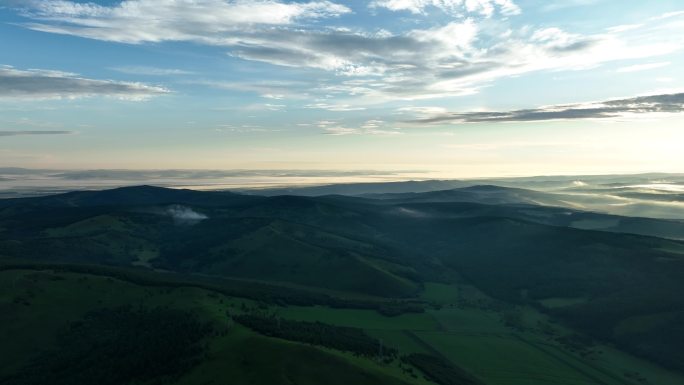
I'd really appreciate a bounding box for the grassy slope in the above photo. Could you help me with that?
[178,327,416,385]
[204,221,419,297]
[0,269,420,385]
[275,280,684,385]
[3,264,684,385]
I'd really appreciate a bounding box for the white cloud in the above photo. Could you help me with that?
[264,103,286,111]
[361,119,384,129]
[19,0,351,43]
[606,23,643,33]
[323,126,402,136]
[166,205,208,223]
[651,10,684,21]
[111,66,195,76]
[323,119,403,136]
[11,1,684,104]
[220,20,683,101]
[541,0,601,12]
[196,79,310,100]
[0,65,170,100]
[616,61,670,73]
[369,0,520,17]
[305,103,366,111]
[324,126,359,135]
[397,106,449,117]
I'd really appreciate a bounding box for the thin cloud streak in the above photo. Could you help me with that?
[616,62,670,73]
[0,130,74,136]
[408,93,684,124]
[110,66,196,76]
[369,0,521,17]
[0,66,169,100]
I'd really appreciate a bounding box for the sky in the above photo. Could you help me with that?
[1,0,683,178]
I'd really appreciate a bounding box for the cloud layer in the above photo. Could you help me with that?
[0,130,73,136]
[12,1,684,102]
[0,66,169,100]
[18,0,351,43]
[408,93,684,124]
[369,0,520,17]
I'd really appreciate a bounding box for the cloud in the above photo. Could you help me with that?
[0,130,74,137]
[616,61,670,73]
[166,205,208,224]
[305,103,366,111]
[541,0,601,12]
[324,126,359,135]
[0,66,170,100]
[2,117,63,128]
[196,79,310,100]
[408,92,684,124]
[322,119,403,135]
[606,24,643,33]
[17,0,351,43]
[110,66,195,76]
[369,0,521,17]
[397,106,449,117]
[652,10,684,20]
[218,19,682,101]
[10,1,684,103]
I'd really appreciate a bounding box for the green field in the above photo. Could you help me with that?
[270,280,684,385]
[419,283,461,304]
[0,268,425,385]
[3,265,684,385]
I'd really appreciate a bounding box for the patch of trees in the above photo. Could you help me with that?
[377,302,425,317]
[3,306,213,385]
[234,313,397,358]
[554,298,684,373]
[402,353,482,385]
[0,262,426,315]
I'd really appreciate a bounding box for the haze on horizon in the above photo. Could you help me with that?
[1,0,684,178]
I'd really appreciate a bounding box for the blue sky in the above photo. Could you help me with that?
[1,0,683,177]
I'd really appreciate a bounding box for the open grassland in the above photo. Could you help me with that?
[415,332,619,385]
[2,264,684,385]
[274,280,684,385]
[175,325,420,385]
[0,268,426,385]
[419,283,461,304]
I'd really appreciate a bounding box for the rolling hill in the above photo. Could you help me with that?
[1,185,684,384]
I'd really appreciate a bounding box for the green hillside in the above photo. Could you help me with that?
[1,186,684,384]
